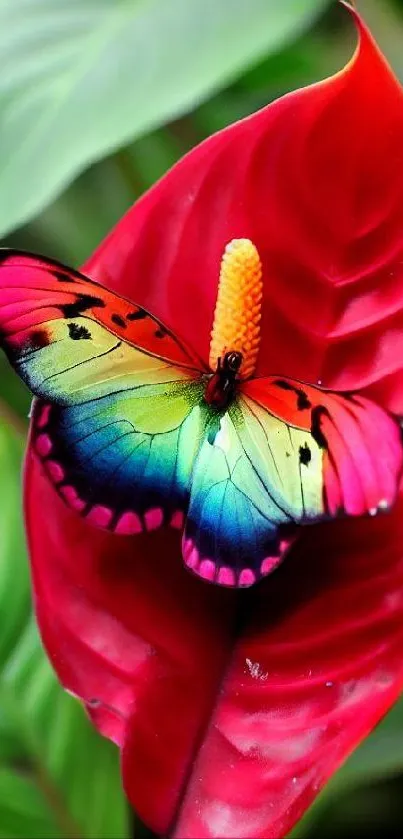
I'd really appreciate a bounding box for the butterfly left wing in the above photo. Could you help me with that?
[182,377,403,588]
[0,250,208,528]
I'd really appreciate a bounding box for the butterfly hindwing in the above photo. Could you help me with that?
[33,384,210,533]
[181,394,325,587]
[182,406,298,586]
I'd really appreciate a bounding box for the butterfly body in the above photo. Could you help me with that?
[204,351,243,411]
[0,249,402,588]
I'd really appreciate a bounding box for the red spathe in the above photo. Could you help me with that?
[24,4,403,837]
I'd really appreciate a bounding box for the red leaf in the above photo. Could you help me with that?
[169,508,403,838]
[24,5,403,838]
[85,3,403,401]
[25,449,237,832]
[26,450,403,837]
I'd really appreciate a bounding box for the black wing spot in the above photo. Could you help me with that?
[154,327,167,339]
[28,329,50,350]
[68,322,91,341]
[297,391,311,410]
[274,379,311,410]
[53,270,74,283]
[111,314,126,329]
[299,443,312,466]
[274,379,292,390]
[311,406,329,449]
[59,294,105,319]
[127,308,147,321]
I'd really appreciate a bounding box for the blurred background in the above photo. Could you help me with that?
[0,0,403,836]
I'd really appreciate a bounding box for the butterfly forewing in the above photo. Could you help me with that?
[0,249,203,372]
[242,377,403,520]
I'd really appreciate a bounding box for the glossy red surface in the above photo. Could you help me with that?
[24,4,403,836]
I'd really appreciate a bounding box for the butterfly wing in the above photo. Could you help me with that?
[182,407,298,587]
[0,250,208,528]
[182,377,403,587]
[243,377,403,519]
[31,386,210,532]
[0,249,203,379]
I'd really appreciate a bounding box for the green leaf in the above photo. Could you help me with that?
[0,768,60,839]
[0,423,30,664]
[0,419,129,838]
[0,0,329,238]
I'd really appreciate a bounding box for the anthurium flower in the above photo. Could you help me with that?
[21,3,403,837]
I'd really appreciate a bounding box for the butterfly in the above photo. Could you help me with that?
[0,247,401,588]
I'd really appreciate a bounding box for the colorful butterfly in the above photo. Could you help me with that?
[0,242,402,588]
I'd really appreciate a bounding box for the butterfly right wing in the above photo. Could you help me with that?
[181,377,403,588]
[243,376,403,519]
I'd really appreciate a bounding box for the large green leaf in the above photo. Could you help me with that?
[0,0,329,238]
[0,419,129,838]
